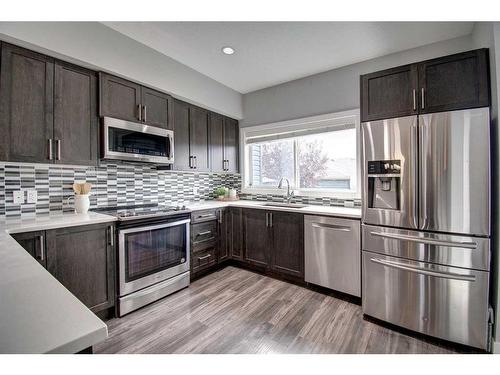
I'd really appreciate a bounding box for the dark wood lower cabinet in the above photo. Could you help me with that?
[12,223,115,314]
[270,211,304,278]
[242,209,271,268]
[220,207,243,262]
[11,230,47,268]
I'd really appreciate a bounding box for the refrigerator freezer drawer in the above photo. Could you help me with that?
[362,224,490,271]
[305,215,361,297]
[362,251,490,350]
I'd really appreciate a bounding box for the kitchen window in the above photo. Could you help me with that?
[241,109,360,198]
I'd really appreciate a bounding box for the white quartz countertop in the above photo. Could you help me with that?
[184,200,361,219]
[0,212,116,353]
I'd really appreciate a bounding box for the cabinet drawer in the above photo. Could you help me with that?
[192,247,217,272]
[191,209,218,223]
[191,221,217,251]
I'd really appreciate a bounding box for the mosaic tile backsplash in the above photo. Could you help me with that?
[0,162,240,218]
[239,193,361,208]
[0,161,360,219]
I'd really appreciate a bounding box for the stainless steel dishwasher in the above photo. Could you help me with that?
[304,215,361,297]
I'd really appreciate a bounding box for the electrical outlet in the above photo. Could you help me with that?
[13,190,25,204]
[27,189,38,204]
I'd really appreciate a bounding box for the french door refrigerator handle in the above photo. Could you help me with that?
[370,231,478,249]
[418,115,429,230]
[370,257,476,282]
[410,120,419,229]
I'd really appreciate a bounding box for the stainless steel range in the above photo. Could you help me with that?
[361,108,493,350]
[98,204,191,316]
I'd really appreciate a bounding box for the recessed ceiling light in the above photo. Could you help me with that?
[221,46,235,55]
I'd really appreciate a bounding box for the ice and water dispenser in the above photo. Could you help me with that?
[367,160,401,210]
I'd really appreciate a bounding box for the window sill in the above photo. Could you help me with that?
[241,187,360,200]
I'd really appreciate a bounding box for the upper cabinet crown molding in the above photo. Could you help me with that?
[360,48,490,122]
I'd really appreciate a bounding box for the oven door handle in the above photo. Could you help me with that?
[370,257,476,282]
[119,219,191,234]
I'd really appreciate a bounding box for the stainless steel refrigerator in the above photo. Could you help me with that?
[361,107,493,350]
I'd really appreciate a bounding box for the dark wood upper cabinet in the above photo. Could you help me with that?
[99,72,141,122]
[243,209,270,268]
[223,117,239,173]
[189,106,210,171]
[209,113,239,173]
[210,112,225,172]
[418,49,490,114]
[270,212,304,278]
[172,99,191,170]
[360,48,490,121]
[12,230,47,268]
[141,86,173,129]
[45,223,115,313]
[54,61,98,165]
[360,64,418,122]
[0,43,54,163]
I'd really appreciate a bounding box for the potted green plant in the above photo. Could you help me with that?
[214,187,227,201]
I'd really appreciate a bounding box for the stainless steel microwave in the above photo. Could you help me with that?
[101,117,174,164]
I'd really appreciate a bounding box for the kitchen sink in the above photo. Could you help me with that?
[262,202,307,209]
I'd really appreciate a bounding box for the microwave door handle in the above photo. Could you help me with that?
[168,134,174,160]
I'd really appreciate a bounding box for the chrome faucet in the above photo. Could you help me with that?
[278,177,294,203]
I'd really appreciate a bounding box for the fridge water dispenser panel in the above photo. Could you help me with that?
[367,160,401,210]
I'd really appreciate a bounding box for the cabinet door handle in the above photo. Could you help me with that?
[37,235,45,261]
[143,105,147,122]
[194,156,197,169]
[197,214,214,219]
[218,210,223,224]
[189,156,193,168]
[198,254,212,261]
[56,139,61,161]
[269,212,273,227]
[421,88,425,109]
[265,212,269,227]
[412,89,416,111]
[48,139,53,160]
[108,226,114,247]
[196,230,212,237]
[137,104,142,121]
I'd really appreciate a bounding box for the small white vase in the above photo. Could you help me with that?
[74,194,90,214]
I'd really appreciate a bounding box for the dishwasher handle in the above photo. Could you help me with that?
[311,222,351,232]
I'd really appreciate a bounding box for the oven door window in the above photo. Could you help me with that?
[124,224,187,282]
[109,126,168,157]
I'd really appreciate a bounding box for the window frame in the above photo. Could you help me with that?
[240,109,361,199]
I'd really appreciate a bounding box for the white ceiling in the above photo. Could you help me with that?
[103,22,475,94]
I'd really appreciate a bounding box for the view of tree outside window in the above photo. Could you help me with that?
[249,127,357,192]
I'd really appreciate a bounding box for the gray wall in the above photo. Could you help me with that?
[0,22,243,119]
[472,22,500,348]
[241,35,474,127]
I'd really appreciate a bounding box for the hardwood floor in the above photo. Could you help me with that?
[95,266,466,354]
